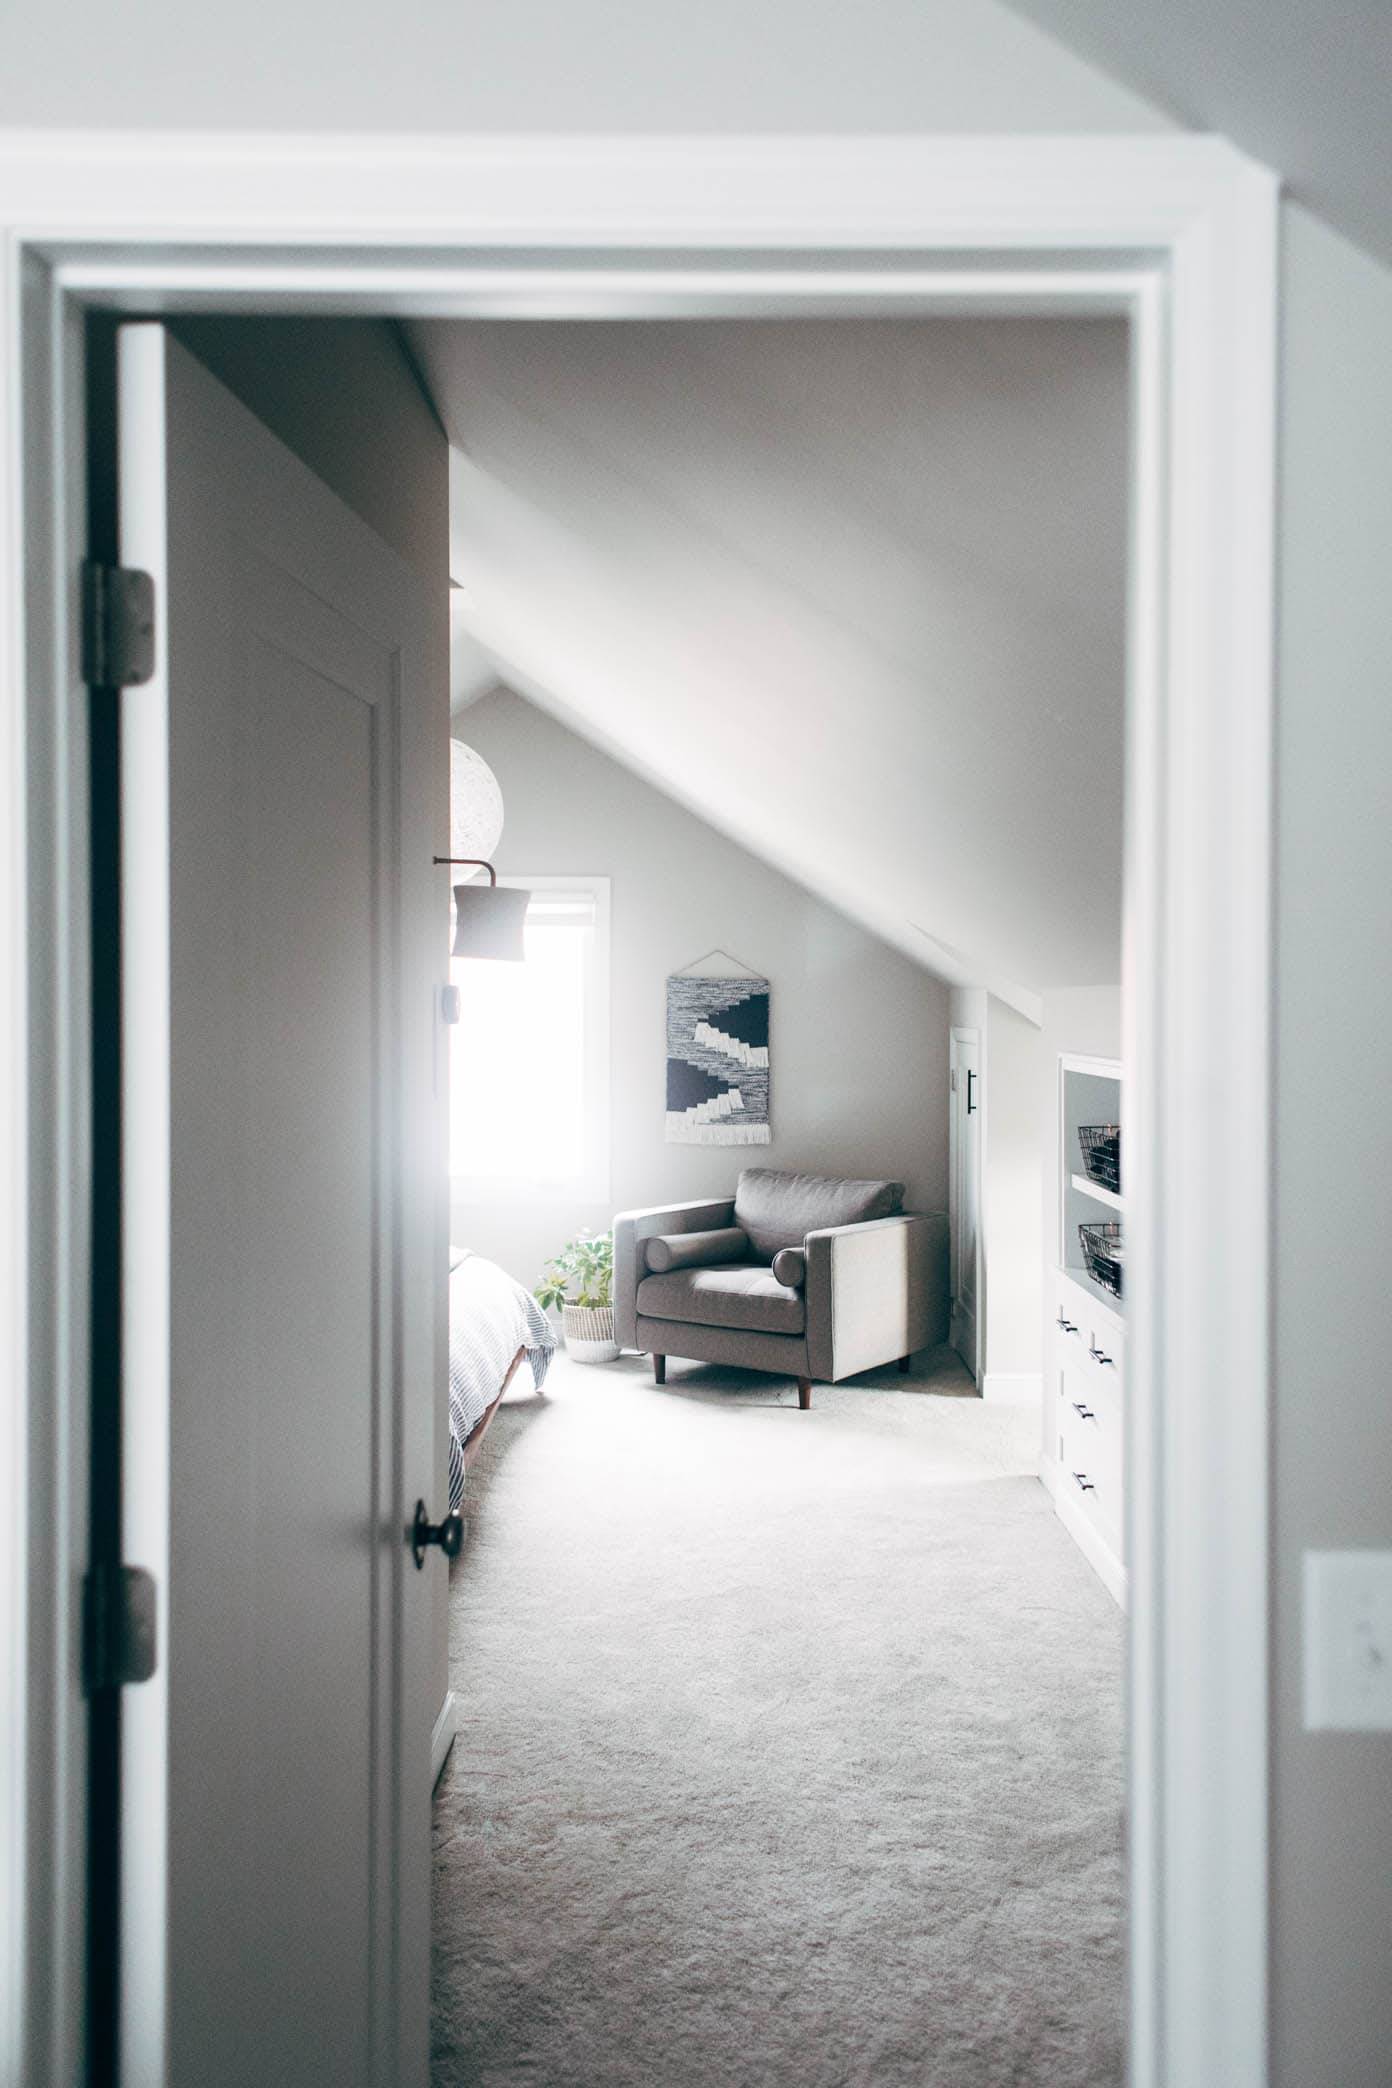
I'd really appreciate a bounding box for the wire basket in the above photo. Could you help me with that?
[1079,1220,1124,1299]
[1078,1123,1121,1194]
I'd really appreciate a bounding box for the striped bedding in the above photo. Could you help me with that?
[448,1247,557,1512]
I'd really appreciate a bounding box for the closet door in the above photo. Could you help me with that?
[117,325,441,2088]
[949,1028,982,1381]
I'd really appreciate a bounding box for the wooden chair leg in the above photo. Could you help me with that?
[653,1354,666,1385]
[898,1354,912,1372]
[797,1378,812,1410]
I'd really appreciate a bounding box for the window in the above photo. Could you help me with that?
[449,876,610,1201]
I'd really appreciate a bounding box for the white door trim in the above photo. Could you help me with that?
[430,1693,458,1793]
[0,132,1278,2087]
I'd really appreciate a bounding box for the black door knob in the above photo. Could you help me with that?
[411,1500,463,1569]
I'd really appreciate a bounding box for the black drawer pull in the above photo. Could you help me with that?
[1072,1401,1095,1421]
[1056,1315,1078,1334]
[1072,1472,1096,1493]
[1089,1343,1114,1366]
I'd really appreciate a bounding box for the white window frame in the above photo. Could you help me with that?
[449,873,611,1204]
[0,133,1278,2088]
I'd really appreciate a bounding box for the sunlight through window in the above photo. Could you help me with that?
[449,882,609,1199]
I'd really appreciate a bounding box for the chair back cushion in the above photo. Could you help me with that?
[644,1226,750,1274]
[733,1168,904,1259]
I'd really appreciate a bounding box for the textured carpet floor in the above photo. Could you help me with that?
[432,1348,1124,2088]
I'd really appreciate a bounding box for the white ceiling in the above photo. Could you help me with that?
[1004,0,1392,271]
[409,317,1128,1017]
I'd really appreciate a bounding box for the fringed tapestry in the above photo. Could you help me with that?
[665,975,771,1144]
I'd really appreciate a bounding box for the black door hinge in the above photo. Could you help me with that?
[83,1564,158,1693]
[82,560,156,689]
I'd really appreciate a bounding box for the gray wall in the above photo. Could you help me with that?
[452,688,950,1288]
[167,319,447,589]
[1269,204,1392,2088]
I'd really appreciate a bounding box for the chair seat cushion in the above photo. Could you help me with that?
[733,1167,905,1259]
[637,1263,806,1336]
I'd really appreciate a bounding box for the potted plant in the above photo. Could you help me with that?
[534,1229,618,1363]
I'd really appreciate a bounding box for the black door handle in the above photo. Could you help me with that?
[967,1069,977,1115]
[411,1500,463,1569]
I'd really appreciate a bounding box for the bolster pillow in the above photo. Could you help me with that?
[771,1246,806,1289]
[644,1226,750,1274]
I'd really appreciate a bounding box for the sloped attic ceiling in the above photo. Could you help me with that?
[408,318,1128,1018]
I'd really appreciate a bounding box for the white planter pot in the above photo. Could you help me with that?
[561,1303,618,1364]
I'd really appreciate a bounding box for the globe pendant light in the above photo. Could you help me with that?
[437,738,528,961]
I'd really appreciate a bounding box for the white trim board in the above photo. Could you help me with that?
[1041,1452,1129,1609]
[0,132,1277,2088]
[431,1693,458,1792]
[981,1373,1043,1406]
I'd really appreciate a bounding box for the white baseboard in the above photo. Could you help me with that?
[1051,1485,1128,1610]
[981,1371,1042,1405]
[431,1691,458,1790]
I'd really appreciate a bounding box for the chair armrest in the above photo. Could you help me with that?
[612,1196,736,1347]
[803,1213,938,1382]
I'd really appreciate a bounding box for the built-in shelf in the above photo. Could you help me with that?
[1069,1171,1124,1213]
[1059,1260,1125,1319]
[1052,1051,1126,1606]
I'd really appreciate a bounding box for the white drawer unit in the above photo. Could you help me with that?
[1044,1054,1127,1606]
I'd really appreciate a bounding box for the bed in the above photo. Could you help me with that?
[448,1247,557,1512]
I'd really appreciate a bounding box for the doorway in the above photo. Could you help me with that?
[5,132,1278,2088]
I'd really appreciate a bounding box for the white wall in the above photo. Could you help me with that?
[414,317,1130,1007]
[452,688,950,1289]
[0,0,1170,135]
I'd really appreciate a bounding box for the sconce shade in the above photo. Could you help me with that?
[451,881,530,961]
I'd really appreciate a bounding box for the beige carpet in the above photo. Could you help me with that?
[431,1348,1125,2088]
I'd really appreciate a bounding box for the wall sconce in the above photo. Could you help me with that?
[434,856,529,961]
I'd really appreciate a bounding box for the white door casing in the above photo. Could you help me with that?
[1,137,1277,2088]
[116,326,440,2088]
[949,1027,982,1383]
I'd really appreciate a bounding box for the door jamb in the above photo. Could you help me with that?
[0,133,1279,2088]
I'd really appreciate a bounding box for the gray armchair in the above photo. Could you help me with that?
[613,1168,947,1408]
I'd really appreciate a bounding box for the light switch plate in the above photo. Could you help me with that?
[1303,1550,1392,1731]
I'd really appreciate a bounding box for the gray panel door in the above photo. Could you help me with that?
[116,326,442,2088]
